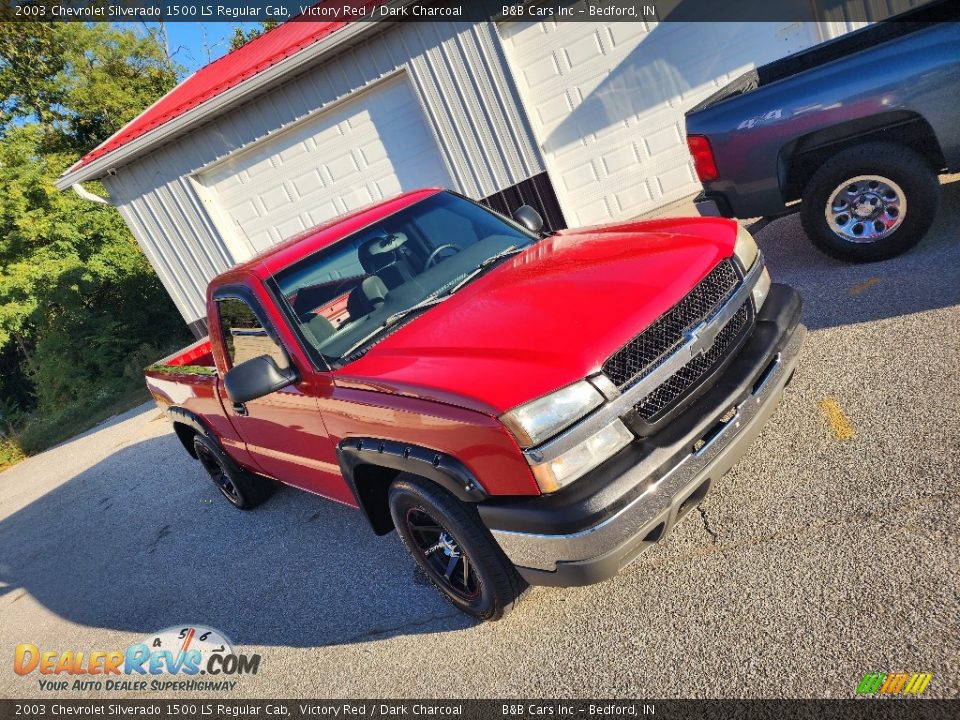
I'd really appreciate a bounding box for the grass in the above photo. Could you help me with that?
[0,384,152,473]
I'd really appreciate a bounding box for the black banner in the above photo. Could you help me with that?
[0,0,955,24]
[1,700,959,720]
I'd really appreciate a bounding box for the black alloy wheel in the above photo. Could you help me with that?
[388,472,528,621]
[192,433,274,510]
[403,507,481,600]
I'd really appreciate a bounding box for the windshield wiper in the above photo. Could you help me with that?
[339,245,524,360]
[339,293,450,359]
[446,245,523,295]
[382,245,523,326]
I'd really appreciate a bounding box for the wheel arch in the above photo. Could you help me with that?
[168,406,216,459]
[336,438,489,536]
[778,111,946,204]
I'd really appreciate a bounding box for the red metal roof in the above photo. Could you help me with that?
[70,3,376,172]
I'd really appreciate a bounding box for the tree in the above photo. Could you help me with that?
[0,23,189,420]
[0,23,180,152]
[229,19,280,51]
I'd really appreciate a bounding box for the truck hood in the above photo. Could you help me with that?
[334,217,739,416]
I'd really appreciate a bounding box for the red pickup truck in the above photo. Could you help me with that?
[146,189,805,620]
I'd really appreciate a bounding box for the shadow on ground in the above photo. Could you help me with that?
[754,176,960,331]
[0,429,475,648]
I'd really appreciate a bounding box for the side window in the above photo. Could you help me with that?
[217,298,290,370]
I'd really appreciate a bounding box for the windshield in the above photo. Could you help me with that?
[271,192,537,365]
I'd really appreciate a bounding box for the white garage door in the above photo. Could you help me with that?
[198,74,450,259]
[499,16,819,227]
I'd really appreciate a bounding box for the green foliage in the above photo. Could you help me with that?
[0,23,179,150]
[145,364,216,377]
[0,22,191,464]
[229,19,280,51]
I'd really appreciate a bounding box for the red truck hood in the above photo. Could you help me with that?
[334,217,739,416]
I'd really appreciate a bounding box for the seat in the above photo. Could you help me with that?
[358,233,416,290]
[299,313,337,350]
[346,276,388,320]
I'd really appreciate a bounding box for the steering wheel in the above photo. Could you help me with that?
[424,243,461,268]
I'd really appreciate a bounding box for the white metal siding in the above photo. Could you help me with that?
[197,75,450,255]
[818,0,924,38]
[498,16,820,227]
[102,21,543,326]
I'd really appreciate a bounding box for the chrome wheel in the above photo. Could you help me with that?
[824,175,906,243]
[404,507,480,600]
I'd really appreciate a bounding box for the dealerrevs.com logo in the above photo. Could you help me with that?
[14,625,261,692]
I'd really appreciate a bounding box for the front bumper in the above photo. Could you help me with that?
[479,285,804,586]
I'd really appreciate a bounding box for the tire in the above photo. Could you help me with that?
[388,473,528,621]
[800,142,939,262]
[193,434,274,510]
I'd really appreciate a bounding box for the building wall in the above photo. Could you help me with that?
[103,21,545,330]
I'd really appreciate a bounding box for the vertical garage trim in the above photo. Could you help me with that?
[102,21,544,328]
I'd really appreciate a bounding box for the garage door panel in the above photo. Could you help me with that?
[290,168,325,199]
[644,124,683,157]
[306,201,340,227]
[500,17,819,226]
[599,144,640,176]
[561,31,604,70]
[613,180,653,213]
[274,215,307,240]
[259,185,293,213]
[342,186,375,211]
[199,75,450,258]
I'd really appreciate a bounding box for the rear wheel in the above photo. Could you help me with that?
[193,434,274,510]
[800,142,939,262]
[388,473,527,621]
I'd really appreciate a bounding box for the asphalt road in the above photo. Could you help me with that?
[1,177,958,701]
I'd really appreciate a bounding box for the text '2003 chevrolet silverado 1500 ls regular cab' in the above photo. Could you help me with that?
[146,189,805,620]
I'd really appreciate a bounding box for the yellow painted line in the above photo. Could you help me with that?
[818,398,855,441]
[848,277,881,295]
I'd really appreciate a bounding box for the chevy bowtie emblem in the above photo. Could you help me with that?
[684,321,720,357]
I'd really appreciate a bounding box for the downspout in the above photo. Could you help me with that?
[71,182,113,206]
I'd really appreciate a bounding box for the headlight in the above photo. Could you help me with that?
[531,420,634,493]
[500,381,604,449]
[753,266,771,311]
[733,225,759,271]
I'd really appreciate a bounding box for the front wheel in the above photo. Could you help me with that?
[388,473,527,621]
[800,142,939,262]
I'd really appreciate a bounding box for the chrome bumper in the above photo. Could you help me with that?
[490,322,805,580]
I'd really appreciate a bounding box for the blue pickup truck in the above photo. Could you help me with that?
[685,1,959,262]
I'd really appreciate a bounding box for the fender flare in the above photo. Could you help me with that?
[167,406,217,458]
[337,438,489,526]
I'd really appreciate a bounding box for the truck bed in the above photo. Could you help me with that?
[146,338,215,377]
[145,337,223,415]
[688,0,955,115]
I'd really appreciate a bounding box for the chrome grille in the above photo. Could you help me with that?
[603,260,740,389]
[633,303,750,420]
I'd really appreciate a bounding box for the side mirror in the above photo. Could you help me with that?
[512,204,544,234]
[224,355,299,404]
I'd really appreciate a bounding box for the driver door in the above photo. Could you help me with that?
[215,295,352,505]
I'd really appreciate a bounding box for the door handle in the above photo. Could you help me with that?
[232,402,248,416]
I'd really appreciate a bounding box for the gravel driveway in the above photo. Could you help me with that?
[1,178,958,700]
